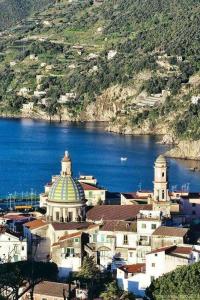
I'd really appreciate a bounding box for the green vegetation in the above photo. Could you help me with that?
[0,0,54,30]
[0,0,199,139]
[146,261,200,300]
[0,261,58,300]
[101,281,135,300]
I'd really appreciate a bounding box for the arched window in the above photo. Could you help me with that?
[162,190,165,200]
[162,172,165,177]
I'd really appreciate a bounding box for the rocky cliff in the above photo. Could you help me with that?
[165,140,200,160]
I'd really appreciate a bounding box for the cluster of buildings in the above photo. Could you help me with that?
[1,151,200,298]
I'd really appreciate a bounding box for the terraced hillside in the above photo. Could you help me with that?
[0,0,200,140]
[0,0,54,30]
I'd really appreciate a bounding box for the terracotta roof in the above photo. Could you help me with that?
[149,245,192,255]
[52,232,82,247]
[152,226,188,237]
[80,182,102,191]
[170,246,192,255]
[51,222,90,231]
[34,281,72,298]
[24,219,48,230]
[119,263,145,273]
[100,221,137,232]
[148,245,176,254]
[86,204,152,221]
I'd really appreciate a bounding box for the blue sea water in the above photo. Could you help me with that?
[0,118,200,197]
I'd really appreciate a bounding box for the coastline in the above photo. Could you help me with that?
[1,114,200,162]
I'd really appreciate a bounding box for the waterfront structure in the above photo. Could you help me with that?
[0,226,27,263]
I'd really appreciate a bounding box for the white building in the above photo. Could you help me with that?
[79,175,97,185]
[79,182,106,206]
[0,226,27,263]
[58,93,76,104]
[21,102,34,113]
[191,95,200,105]
[136,210,162,262]
[117,244,200,297]
[85,220,138,270]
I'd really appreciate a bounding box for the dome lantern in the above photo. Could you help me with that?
[61,150,72,176]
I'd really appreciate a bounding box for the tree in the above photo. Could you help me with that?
[0,261,58,300]
[101,281,119,300]
[146,261,200,300]
[78,256,99,280]
[100,281,135,300]
[78,256,100,300]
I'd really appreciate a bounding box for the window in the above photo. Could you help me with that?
[155,254,157,257]
[192,203,196,207]
[65,248,74,257]
[22,246,24,251]
[192,210,196,215]
[152,263,155,267]
[74,238,80,243]
[141,224,146,229]
[100,250,108,257]
[56,211,59,221]
[129,252,133,257]
[68,212,73,221]
[93,234,97,242]
[162,172,165,177]
[101,234,105,242]
[123,235,128,245]
[151,224,156,230]
[162,190,165,200]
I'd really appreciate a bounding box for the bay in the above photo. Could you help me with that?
[0,118,200,197]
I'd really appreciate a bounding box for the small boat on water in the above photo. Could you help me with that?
[121,157,127,161]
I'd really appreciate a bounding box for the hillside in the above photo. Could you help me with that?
[0,0,54,30]
[0,0,199,141]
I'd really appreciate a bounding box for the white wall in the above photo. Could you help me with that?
[0,233,27,263]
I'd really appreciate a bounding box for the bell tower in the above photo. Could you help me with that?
[153,155,169,202]
[61,151,72,176]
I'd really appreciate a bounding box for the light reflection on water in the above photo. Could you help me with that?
[0,118,199,196]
